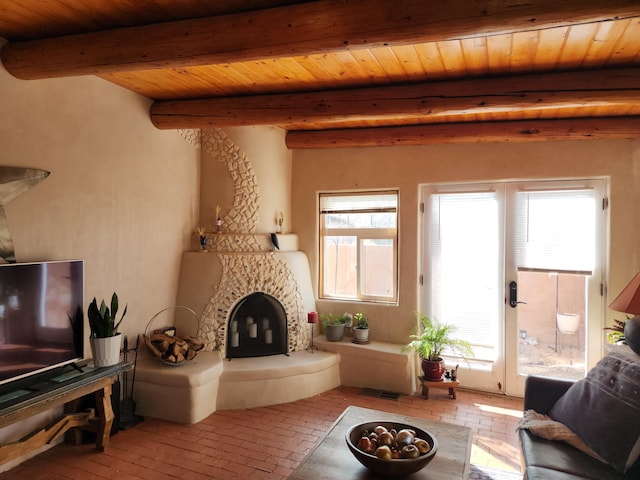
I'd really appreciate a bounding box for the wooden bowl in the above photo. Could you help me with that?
[345,421,438,477]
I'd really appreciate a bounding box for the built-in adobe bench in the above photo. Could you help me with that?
[134,351,224,425]
[314,336,416,395]
[133,349,340,424]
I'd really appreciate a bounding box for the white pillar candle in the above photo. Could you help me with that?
[249,323,258,338]
[231,320,238,333]
[262,317,270,330]
[231,332,239,347]
[265,329,273,344]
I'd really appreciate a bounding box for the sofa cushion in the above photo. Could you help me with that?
[519,429,626,480]
[549,348,640,473]
[524,465,608,480]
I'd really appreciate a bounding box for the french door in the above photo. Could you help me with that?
[420,179,606,396]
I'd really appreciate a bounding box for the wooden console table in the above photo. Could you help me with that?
[0,362,130,464]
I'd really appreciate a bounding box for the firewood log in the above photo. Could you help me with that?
[186,349,197,361]
[184,336,204,351]
[150,332,175,343]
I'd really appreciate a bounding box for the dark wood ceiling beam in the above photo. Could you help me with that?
[150,68,640,129]
[285,116,640,148]
[2,0,640,79]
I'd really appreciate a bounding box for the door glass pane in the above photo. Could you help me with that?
[429,192,501,361]
[517,271,587,380]
[515,189,594,380]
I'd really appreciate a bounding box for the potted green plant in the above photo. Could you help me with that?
[88,292,127,367]
[403,312,473,381]
[603,318,627,344]
[353,313,369,343]
[321,312,352,342]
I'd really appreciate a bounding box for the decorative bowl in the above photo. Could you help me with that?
[345,421,438,477]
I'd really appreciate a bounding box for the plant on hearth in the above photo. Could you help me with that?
[353,312,369,343]
[320,312,352,342]
[320,312,353,328]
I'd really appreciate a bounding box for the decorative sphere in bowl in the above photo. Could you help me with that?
[345,421,438,477]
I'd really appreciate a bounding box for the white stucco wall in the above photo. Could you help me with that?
[0,38,199,467]
[292,139,640,346]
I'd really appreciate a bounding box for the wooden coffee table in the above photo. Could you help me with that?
[289,405,472,479]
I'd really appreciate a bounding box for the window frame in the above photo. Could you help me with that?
[318,190,399,304]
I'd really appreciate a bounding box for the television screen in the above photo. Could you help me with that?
[0,260,84,385]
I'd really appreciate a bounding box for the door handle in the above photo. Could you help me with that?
[509,281,527,308]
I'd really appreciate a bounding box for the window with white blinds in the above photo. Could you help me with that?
[515,189,595,274]
[428,191,502,352]
[319,191,398,303]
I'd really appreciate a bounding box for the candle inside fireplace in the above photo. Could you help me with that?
[231,320,238,332]
[265,329,273,344]
[249,323,258,338]
[231,332,239,347]
[262,317,270,330]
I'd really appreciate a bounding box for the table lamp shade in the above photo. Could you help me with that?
[308,311,319,324]
[609,272,640,315]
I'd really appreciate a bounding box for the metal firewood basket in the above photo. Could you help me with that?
[143,306,202,366]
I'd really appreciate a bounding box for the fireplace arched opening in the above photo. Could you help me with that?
[226,292,288,359]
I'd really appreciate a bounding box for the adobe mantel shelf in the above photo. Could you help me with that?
[195,232,299,253]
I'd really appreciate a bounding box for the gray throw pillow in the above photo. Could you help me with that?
[549,348,640,473]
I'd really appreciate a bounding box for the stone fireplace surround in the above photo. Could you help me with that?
[132,246,342,424]
[131,128,342,423]
[132,128,414,424]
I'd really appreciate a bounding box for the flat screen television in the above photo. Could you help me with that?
[0,260,84,386]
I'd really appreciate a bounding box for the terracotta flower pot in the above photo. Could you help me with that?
[422,358,445,381]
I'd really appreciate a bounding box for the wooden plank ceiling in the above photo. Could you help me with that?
[1,0,639,148]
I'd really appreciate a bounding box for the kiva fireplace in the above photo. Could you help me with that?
[173,128,315,359]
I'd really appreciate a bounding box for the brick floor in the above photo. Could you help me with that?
[0,386,524,479]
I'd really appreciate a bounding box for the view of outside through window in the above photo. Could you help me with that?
[320,192,397,302]
[517,271,587,381]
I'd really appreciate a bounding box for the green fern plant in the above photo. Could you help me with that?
[403,312,473,361]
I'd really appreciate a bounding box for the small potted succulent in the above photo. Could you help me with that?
[321,312,352,342]
[403,312,473,381]
[353,313,369,343]
[88,292,127,367]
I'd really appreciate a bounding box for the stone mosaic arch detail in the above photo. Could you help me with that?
[201,129,260,234]
[178,128,260,237]
[178,129,201,148]
[200,252,309,357]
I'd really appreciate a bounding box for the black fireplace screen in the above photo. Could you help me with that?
[226,292,288,358]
